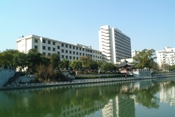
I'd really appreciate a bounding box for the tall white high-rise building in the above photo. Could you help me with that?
[156,47,175,69]
[99,25,131,64]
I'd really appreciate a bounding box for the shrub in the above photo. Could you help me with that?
[21,72,30,76]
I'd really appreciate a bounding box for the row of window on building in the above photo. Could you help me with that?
[34,45,102,57]
[34,39,101,54]
[42,51,101,58]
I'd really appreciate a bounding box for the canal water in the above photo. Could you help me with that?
[0,77,175,117]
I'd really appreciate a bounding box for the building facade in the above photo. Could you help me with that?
[16,35,102,61]
[156,47,175,69]
[99,25,131,64]
[132,50,140,58]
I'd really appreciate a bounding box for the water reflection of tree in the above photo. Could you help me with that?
[70,84,123,110]
[1,80,175,117]
[134,87,160,109]
[0,88,72,117]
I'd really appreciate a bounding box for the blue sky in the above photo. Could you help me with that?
[0,0,174,52]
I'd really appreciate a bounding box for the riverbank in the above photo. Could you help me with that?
[1,75,175,90]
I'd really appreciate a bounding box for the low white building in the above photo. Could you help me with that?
[16,35,102,61]
[156,47,175,69]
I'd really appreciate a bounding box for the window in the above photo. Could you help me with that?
[35,39,38,43]
[53,42,55,45]
[57,52,60,54]
[48,47,50,50]
[80,48,81,50]
[69,45,71,48]
[62,44,64,47]
[48,53,50,56]
[73,46,75,49]
[35,46,38,49]
[80,53,81,55]
[76,57,78,60]
[83,53,84,56]
[76,52,78,55]
[73,51,75,54]
[83,48,84,51]
[48,40,50,44]
[66,50,68,53]
[62,49,64,53]
[76,47,78,50]
[66,44,68,48]
[53,48,55,51]
[43,46,45,50]
[69,56,72,59]
[43,52,45,55]
[73,57,75,59]
[62,55,64,58]
[57,46,60,49]
[69,51,72,54]
[66,56,68,59]
[43,39,46,43]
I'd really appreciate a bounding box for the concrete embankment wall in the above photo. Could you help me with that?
[132,70,151,78]
[0,69,15,87]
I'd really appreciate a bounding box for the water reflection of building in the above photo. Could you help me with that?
[159,83,175,106]
[59,101,104,117]
[102,95,135,117]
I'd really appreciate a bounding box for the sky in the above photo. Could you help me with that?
[0,0,175,52]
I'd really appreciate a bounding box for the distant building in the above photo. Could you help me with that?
[99,25,131,64]
[132,50,140,58]
[16,35,102,61]
[156,47,175,69]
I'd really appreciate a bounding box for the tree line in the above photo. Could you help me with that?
[0,48,174,74]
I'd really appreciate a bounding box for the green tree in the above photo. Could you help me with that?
[5,49,19,55]
[171,65,175,71]
[59,59,69,70]
[150,61,159,70]
[27,49,42,72]
[97,60,106,69]
[101,63,115,71]
[0,51,13,67]
[13,52,28,69]
[79,56,92,69]
[50,54,60,69]
[90,61,98,69]
[41,56,51,66]
[133,49,156,68]
[69,59,82,70]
